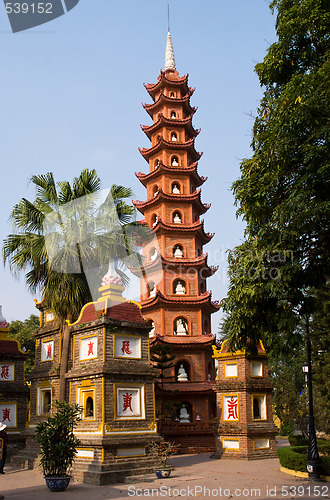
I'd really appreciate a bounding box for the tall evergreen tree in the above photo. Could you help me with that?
[222,0,330,353]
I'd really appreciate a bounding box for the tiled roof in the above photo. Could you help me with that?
[161,381,214,392]
[150,334,215,346]
[0,339,22,354]
[71,299,146,326]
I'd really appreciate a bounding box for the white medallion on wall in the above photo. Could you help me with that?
[0,362,15,381]
[223,395,239,421]
[41,339,54,362]
[115,385,145,420]
[79,335,98,361]
[114,335,142,359]
[0,402,17,428]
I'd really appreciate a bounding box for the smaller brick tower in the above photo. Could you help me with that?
[212,340,277,459]
[28,281,160,485]
[0,306,28,458]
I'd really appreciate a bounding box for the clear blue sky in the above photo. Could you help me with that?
[0,0,277,327]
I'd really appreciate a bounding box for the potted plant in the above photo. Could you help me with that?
[35,401,81,492]
[147,440,178,478]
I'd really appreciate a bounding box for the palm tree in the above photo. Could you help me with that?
[3,169,145,400]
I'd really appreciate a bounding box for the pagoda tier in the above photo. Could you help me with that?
[137,31,219,435]
[139,137,202,163]
[150,218,214,245]
[144,71,191,99]
[143,91,196,119]
[133,188,210,215]
[139,253,219,279]
[135,161,207,188]
[141,114,200,139]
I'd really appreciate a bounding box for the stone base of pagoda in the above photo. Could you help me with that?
[161,421,216,454]
[212,424,277,460]
[71,433,162,485]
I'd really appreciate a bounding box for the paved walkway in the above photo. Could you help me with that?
[0,444,328,500]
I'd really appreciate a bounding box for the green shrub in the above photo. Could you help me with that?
[321,456,330,476]
[288,436,308,446]
[277,447,308,472]
[278,446,330,475]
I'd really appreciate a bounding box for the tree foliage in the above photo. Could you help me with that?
[3,170,143,322]
[9,314,39,380]
[222,0,330,353]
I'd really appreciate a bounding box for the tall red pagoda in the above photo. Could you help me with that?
[134,32,219,451]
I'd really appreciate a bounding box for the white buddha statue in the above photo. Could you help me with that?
[172,183,180,194]
[176,318,188,335]
[173,212,181,224]
[179,406,190,423]
[149,321,155,337]
[175,281,185,294]
[150,248,157,261]
[152,215,158,228]
[149,284,156,297]
[171,157,179,166]
[173,245,183,258]
[177,364,188,382]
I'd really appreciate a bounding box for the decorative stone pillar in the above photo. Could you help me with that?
[212,340,278,459]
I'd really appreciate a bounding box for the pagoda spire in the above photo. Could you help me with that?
[165,31,176,71]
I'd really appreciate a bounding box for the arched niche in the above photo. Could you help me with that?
[151,214,158,228]
[152,185,159,197]
[175,360,191,382]
[171,155,179,166]
[172,211,182,224]
[174,317,188,335]
[150,247,157,262]
[85,396,94,418]
[43,390,52,414]
[178,401,192,422]
[171,110,176,119]
[148,281,156,298]
[171,182,181,194]
[171,131,178,142]
[173,278,186,295]
[173,244,184,258]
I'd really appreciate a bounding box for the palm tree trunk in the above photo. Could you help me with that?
[59,316,72,402]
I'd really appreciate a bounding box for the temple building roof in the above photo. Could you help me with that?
[144,71,191,99]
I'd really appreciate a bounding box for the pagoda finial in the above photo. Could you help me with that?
[165,30,176,71]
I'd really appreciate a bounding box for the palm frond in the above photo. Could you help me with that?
[30,173,58,203]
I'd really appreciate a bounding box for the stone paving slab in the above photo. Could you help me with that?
[0,451,329,500]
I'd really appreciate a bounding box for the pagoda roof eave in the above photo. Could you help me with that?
[150,333,216,347]
[140,290,220,312]
[133,188,210,215]
[143,92,196,118]
[139,138,202,163]
[144,71,190,99]
[137,253,218,276]
[141,114,200,140]
[145,218,214,244]
[135,161,207,187]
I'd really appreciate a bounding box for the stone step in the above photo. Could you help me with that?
[10,449,40,470]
